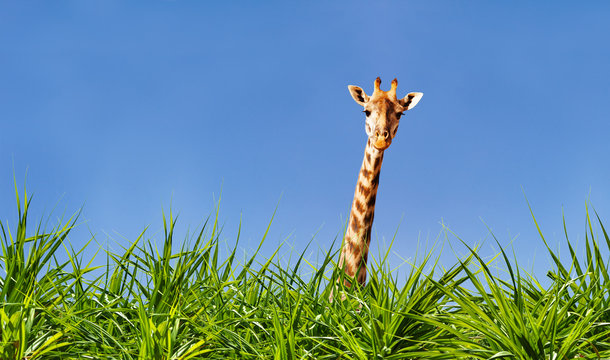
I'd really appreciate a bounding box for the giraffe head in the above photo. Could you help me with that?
[348,77,423,150]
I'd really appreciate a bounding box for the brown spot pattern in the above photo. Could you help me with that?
[358,182,371,197]
[350,219,359,232]
[343,260,354,277]
[364,211,374,226]
[371,172,380,186]
[354,199,364,213]
[367,193,377,208]
[372,156,381,170]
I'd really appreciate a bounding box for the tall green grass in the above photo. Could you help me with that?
[1,185,609,359]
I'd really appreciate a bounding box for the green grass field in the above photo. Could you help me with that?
[2,185,609,359]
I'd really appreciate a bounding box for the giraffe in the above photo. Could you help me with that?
[334,77,423,294]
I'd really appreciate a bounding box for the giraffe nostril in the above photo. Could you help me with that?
[375,129,390,140]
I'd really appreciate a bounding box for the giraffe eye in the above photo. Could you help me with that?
[364,110,371,117]
[396,112,404,119]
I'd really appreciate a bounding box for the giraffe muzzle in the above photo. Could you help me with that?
[372,137,391,150]
[372,130,391,150]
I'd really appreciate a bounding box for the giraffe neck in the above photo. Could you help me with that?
[338,138,384,286]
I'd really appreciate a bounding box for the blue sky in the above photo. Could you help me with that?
[1,2,609,279]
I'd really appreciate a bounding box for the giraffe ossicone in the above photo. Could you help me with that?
[332,77,422,300]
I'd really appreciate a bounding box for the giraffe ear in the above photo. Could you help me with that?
[348,85,369,106]
[399,92,423,110]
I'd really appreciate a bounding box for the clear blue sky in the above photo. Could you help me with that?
[2,2,609,279]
